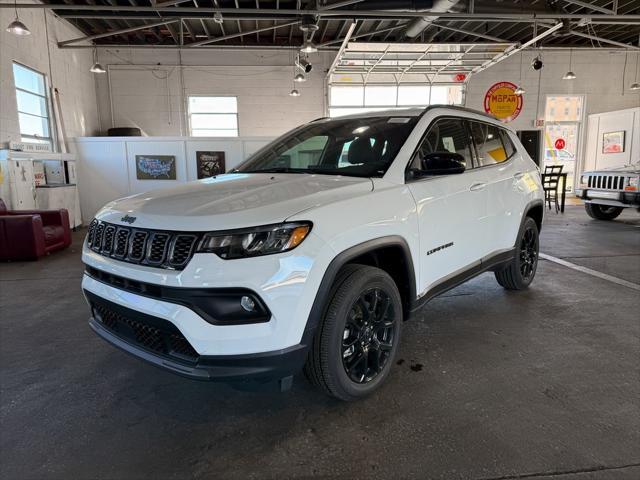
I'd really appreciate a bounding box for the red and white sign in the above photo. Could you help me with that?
[554,138,566,150]
[483,81,523,123]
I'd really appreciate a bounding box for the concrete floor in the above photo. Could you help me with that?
[1,206,639,480]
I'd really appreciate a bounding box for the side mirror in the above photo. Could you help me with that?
[418,152,466,176]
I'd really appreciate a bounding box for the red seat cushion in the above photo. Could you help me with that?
[43,225,64,246]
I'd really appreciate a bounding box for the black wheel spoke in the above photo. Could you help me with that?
[342,287,397,384]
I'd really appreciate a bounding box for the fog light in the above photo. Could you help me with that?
[240,295,256,312]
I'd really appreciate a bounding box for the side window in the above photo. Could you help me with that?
[410,118,473,170]
[499,129,516,158]
[469,121,509,166]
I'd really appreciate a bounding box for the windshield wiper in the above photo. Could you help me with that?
[241,167,311,174]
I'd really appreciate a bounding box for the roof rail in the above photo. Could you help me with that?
[424,104,499,121]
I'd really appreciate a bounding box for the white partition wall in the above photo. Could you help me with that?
[583,107,640,174]
[72,136,274,221]
[185,140,245,181]
[125,141,187,194]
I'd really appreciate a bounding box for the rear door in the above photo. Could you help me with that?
[468,120,523,254]
[407,117,490,296]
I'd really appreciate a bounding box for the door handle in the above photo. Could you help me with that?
[514,172,526,180]
[469,182,486,191]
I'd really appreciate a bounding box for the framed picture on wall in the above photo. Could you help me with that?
[196,151,226,179]
[135,155,177,180]
[602,131,625,154]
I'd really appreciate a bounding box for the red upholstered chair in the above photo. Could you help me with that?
[0,198,72,261]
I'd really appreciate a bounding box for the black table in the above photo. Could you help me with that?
[541,172,568,213]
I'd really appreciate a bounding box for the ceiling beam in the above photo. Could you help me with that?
[320,22,411,46]
[319,0,366,10]
[567,28,640,48]
[327,21,357,78]
[559,0,615,14]
[186,20,300,47]
[4,5,640,21]
[58,18,180,46]
[430,23,510,43]
[471,22,564,75]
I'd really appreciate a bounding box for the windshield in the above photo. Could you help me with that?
[236,116,419,178]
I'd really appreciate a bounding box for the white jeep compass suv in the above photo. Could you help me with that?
[82,106,544,401]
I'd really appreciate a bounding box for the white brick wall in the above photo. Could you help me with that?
[96,49,332,137]
[0,0,100,146]
[95,47,640,140]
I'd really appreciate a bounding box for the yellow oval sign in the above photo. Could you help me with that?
[484,81,523,123]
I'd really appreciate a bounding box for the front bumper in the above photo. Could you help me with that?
[86,290,309,382]
[82,230,333,356]
[575,188,640,208]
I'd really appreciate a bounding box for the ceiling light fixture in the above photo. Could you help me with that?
[562,49,576,80]
[289,89,300,97]
[90,47,106,74]
[6,0,30,36]
[514,86,526,95]
[296,57,313,73]
[531,56,544,71]
[300,40,318,54]
[294,73,306,82]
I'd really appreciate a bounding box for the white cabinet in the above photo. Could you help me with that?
[0,150,81,227]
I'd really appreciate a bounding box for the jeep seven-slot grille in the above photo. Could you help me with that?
[587,175,625,191]
[92,300,199,362]
[86,220,200,270]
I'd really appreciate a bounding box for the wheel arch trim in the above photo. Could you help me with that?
[301,236,417,347]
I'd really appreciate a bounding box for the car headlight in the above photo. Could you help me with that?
[196,222,312,259]
[580,175,588,186]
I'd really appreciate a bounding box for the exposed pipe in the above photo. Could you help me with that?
[404,0,463,39]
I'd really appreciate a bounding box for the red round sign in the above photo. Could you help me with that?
[554,138,566,150]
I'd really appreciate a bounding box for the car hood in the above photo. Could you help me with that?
[585,164,640,175]
[95,173,373,230]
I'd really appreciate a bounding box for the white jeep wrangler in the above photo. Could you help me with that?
[576,165,640,220]
[82,106,544,400]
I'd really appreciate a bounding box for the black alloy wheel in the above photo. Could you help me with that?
[304,264,403,401]
[495,216,539,290]
[519,224,539,282]
[341,288,396,384]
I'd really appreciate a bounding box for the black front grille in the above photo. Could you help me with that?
[587,175,625,191]
[147,233,170,265]
[86,220,203,270]
[91,299,199,363]
[113,228,130,258]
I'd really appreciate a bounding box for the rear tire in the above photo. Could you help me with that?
[495,217,539,291]
[585,203,623,220]
[304,264,402,401]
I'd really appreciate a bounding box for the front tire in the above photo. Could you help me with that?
[495,216,539,290]
[304,264,402,401]
[585,203,623,220]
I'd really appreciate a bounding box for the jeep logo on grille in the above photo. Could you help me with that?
[121,215,137,224]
